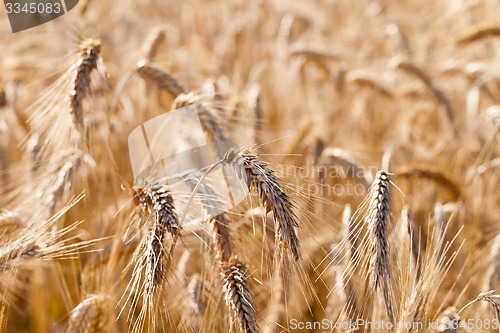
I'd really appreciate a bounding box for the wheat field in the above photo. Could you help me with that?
[0,0,500,332]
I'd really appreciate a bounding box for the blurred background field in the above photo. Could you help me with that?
[0,0,500,332]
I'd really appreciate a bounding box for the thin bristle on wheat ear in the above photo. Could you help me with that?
[457,23,500,44]
[238,150,301,261]
[136,62,186,98]
[67,294,113,333]
[70,39,102,131]
[367,170,394,322]
[222,257,259,333]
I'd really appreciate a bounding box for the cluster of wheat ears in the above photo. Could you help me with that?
[1,0,500,332]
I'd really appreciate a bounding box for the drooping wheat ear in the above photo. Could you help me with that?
[67,294,114,333]
[70,39,102,131]
[366,170,394,322]
[396,60,456,132]
[431,307,459,333]
[136,62,186,98]
[346,70,394,98]
[1,220,95,271]
[0,210,22,233]
[238,150,301,261]
[222,256,259,333]
[318,147,373,187]
[395,166,461,200]
[140,27,166,63]
[210,215,233,262]
[0,241,39,271]
[288,45,342,73]
[457,23,500,44]
[44,151,85,216]
[172,92,228,142]
[141,185,178,295]
[149,185,179,237]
